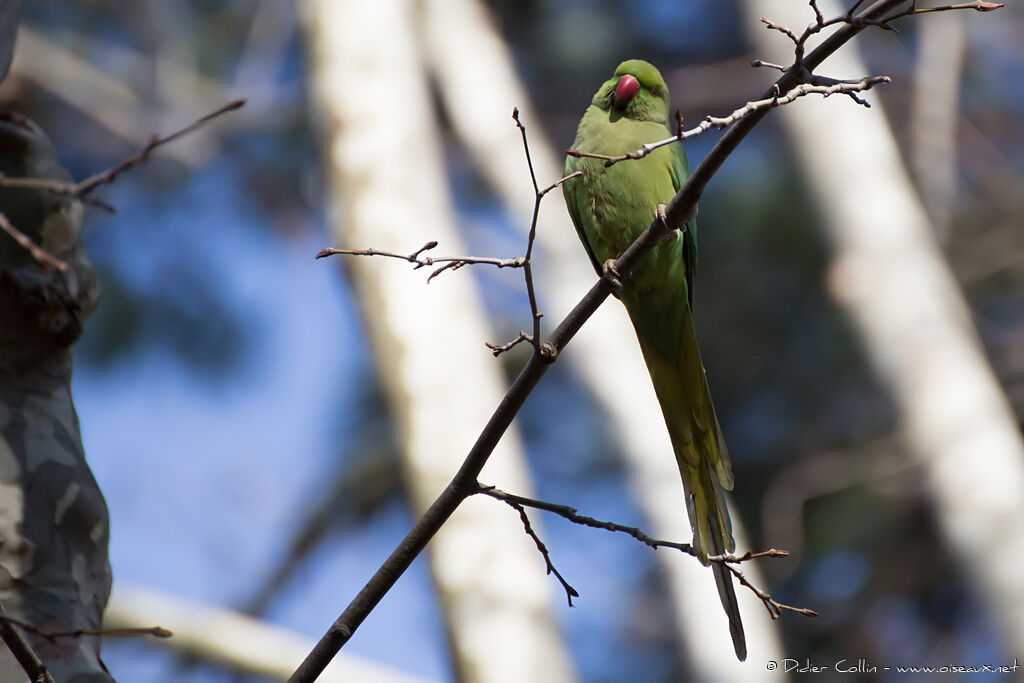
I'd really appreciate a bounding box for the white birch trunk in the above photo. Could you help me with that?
[299,1,576,681]
[105,584,439,683]
[421,0,785,677]
[745,0,1024,656]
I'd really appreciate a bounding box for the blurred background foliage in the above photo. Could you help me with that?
[2,0,1022,681]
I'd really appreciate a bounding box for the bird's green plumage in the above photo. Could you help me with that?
[563,59,746,661]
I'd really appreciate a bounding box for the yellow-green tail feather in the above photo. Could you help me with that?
[635,312,747,661]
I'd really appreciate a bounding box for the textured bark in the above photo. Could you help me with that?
[0,114,111,680]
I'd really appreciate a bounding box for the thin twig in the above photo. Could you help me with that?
[764,0,1002,72]
[512,108,581,358]
[497,492,579,606]
[0,606,53,683]
[567,76,890,167]
[476,483,697,556]
[721,563,819,619]
[0,615,171,641]
[0,100,246,210]
[319,110,577,351]
[316,242,526,284]
[0,212,67,270]
[74,100,246,198]
[751,59,787,72]
[0,175,116,212]
[476,483,803,614]
[909,1,1003,14]
[484,331,534,357]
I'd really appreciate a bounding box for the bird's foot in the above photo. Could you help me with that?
[602,259,623,294]
[656,204,669,227]
[655,204,675,243]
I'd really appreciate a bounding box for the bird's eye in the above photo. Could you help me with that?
[649,88,657,96]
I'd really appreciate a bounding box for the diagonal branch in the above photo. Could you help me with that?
[287,2,1002,680]
[0,605,54,683]
[0,212,67,271]
[720,562,818,620]
[0,100,245,211]
[489,490,579,606]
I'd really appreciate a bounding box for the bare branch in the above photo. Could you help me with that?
[762,0,1005,72]
[510,111,583,358]
[0,615,171,642]
[485,331,534,357]
[0,606,54,683]
[315,241,526,282]
[0,100,246,210]
[721,562,819,620]
[751,59,787,72]
[318,110,577,354]
[912,1,1003,13]
[0,212,68,271]
[73,99,246,197]
[288,2,1002,679]
[512,107,546,349]
[567,76,890,167]
[493,490,579,606]
[477,484,807,616]
[476,483,698,556]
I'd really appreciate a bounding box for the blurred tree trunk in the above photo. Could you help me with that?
[299,1,577,681]
[910,12,964,242]
[104,584,440,683]
[746,0,1024,656]
[420,0,784,676]
[0,112,111,680]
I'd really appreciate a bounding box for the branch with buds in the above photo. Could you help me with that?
[476,483,804,614]
[290,2,1005,680]
[567,76,891,167]
[0,101,245,272]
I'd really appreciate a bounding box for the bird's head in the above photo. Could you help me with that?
[592,59,670,124]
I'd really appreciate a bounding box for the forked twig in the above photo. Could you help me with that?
[477,483,805,615]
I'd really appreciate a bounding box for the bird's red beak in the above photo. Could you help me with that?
[614,74,640,107]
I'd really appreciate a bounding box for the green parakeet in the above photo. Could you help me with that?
[563,59,746,661]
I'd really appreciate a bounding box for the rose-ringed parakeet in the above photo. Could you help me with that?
[563,59,746,661]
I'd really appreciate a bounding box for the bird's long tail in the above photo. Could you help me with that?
[636,313,747,661]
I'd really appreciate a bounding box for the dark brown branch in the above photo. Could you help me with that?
[477,484,801,613]
[478,485,797,565]
[513,107,546,352]
[511,109,581,357]
[0,606,53,683]
[287,2,1000,680]
[492,490,579,606]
